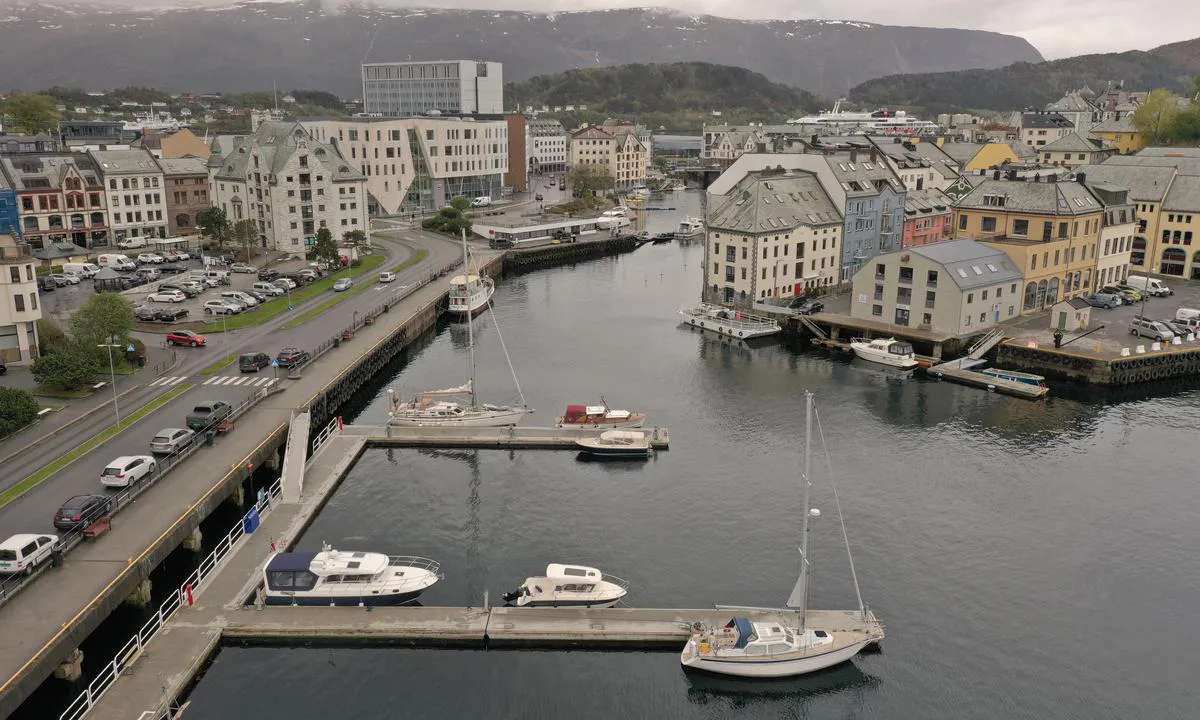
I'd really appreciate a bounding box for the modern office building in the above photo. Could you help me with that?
[362,60,504,117]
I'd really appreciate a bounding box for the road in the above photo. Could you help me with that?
[0,226,462,540]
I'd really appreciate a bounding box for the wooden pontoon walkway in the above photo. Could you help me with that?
[344,424,671,450]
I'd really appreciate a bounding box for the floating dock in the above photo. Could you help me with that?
[926,357,1048,399]
[343,424,671,450]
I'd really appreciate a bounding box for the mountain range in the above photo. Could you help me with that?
[0,1,1041,98]
[849,36,1200,114]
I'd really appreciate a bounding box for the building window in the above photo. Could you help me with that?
[871,304,883,317]
[967,292,974,304]
[981,217,997,233]
[927,270,938,287]
[1012,219,1029,236]
[14,294,24,312]
[874,284,884,301]
[925,291,936,308]
[875,263,885,279]
[958,214,967,231]
[898,267,913,284]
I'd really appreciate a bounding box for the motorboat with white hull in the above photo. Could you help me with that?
[447,272,494,317]
[596,207,630,229]
[680,392,884,678]
[674,217,705,241]
[556,402,646,430]
[387,230,532,427]
[262,545,441,606]
[679,303,781,340]
[849,338,918,369]
[501,564,629,608]
[576,430,653,458]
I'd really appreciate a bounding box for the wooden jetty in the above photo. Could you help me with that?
[926,357,1048,399]
[343,424,671,450]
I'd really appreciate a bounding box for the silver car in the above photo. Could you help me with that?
[149,427,196,455]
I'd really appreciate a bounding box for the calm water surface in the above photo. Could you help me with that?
[184,193,1200,720]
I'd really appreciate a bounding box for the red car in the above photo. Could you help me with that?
[166,330,207,347]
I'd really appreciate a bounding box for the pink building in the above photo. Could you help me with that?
[902,188,953,248]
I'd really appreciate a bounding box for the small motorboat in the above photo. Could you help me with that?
[501,564,629,607]
[556,402,646,430]
[651,232,675,244]
[261,544,442,606]
[849,337,918,369]
[674,216,705,241]
[575,429,652,458]
[979,368,1047,387]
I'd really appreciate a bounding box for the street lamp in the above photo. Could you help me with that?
[98,342,122,428]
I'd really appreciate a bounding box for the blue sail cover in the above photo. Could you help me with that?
[726,617,755,649]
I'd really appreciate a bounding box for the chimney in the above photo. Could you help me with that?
[993,169,1001,180]
[869,147,878,163]
[849,149,858,163]
[1076,172,1087,185]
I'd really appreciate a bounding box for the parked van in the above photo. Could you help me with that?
[96,254,136,271]
[1173,315,1200,333]
[0,533,58,575]
[62,262,100,278]
[470,196,492,208]
[1130,318,1174,341]
[116,237,148,250]
[1124,274,1173,297]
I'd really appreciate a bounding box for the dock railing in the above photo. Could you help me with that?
[59,478,285,720]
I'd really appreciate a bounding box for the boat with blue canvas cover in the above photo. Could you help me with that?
[262,545,442,606]
[979,368,1046,388]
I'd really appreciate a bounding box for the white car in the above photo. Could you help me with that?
[0,534,58,575]
[100,455,157,488]
[220,291,258,307]
[137,253,164,264]
[147,290,186,303]
[49,273,80,285]
[230,263,257,273]
[189,274,220,288]
[273,277,297,290]
[379,272,396,284]
[253,281,285,296]
[165,250,191,262]
[203,299,242,315]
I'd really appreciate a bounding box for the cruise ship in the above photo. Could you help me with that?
[785,101,940,135]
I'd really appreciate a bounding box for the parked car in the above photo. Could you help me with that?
[275,347,311,368]
[789,297,825,315]
[0,358,6,375]
[1158,318,1193,337]
[158,264,187,275]
[220,290,258,307]
[166,329,206,347]
[48,273,79,286]
[0,534,58,575]
[297,269,319,282]
[134,306,160,322]
[190,273,221,288]
[239,352,271,373]
[231,263,257,274]
[1083,293,1122,309]
[135,268,162,282]
[257,268,280,282]
[379,272,396,284]
[36,278,56,292]
[147,289,186,303]
[100,455,156,488]
[1125,274,1173,297]
[117,237,148,250]
[185,401,233,431]
[244,289,268,303]
[1129,318,1174,341]
[203,299,241,315]
[53,494,112,531]
[253,281,285,297]
[333,278,353,292]
[159,281,201,298]
[273,277,297,290]
[149,427,196,455]
[162,250,188,262]
[155,307,190,323]
[1103,284,1142,303]
[137,253,164,265]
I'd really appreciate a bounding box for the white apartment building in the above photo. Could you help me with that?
[0,233,41,364]
[362,60,504,117]
[89,149,167,242]
[210,121,368,251]
[527,119,568,173]
[569,125,647,190]
[304,117,508,215]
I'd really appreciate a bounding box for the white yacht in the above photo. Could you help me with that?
[597,207,631,229]
[849,338,919,369]
[784,100,940,135]
[679,303,781,340]
[501,564,629,608]
[575,429,653,458]
[674,217,705,241]
[447,272,494,317]
[680,392,884,678]
[262,545,441,606]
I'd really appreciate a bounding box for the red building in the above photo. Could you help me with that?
[902,188,952,248]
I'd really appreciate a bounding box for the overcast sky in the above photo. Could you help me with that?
[88,0,1200,59]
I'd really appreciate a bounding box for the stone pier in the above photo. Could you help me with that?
[52,649,83,682]
[182,527,202,552]
[124,579,152,608]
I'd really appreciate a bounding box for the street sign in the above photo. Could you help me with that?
[126,343,135,352]
[271,359,279,367]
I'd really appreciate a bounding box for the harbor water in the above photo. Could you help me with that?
[181,192,1200,719]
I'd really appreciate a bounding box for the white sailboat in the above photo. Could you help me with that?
[387,231,532,427]
[680,391,884,678]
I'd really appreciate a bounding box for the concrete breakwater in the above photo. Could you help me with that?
[997,341,1200,386]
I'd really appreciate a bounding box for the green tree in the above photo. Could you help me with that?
[449,196,471,212]
[36,318,69,355]
[0,387,39,438]
[1,93,60,134]
[420,207,472,236]
[231,219,259,260]
[342,229,367,250]
[566,163,615,197]
[1130,89,1182,145]
[1171,104,1200,143]
[71,293,134,349]
[309,227,340,267]
[31,343,102,391]
[197,207,231,248]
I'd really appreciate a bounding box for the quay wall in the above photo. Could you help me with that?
[997,342,1200,386]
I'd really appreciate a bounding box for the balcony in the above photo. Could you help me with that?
[0,243,34,262]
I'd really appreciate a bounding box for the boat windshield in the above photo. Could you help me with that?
[888,342,914,355]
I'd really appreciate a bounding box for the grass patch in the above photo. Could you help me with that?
[283,249,428,330]
[199,254,387,333]
[33,384,93,399]
[200,353,239,376]
[0,383,194,509]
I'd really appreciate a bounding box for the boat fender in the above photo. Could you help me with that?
[737,331,743,338]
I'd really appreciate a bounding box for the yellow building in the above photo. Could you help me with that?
[1089,119,1146,155]
[952,177,1105,314]
[160,129,212,160]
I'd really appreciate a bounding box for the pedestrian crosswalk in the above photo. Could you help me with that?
[148,375,280,388]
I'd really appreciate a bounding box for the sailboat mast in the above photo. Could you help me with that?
[461,229,478,408]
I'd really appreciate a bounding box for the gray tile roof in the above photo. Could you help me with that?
[822,152,904,196]
[908,238,1022,291]
[1161,176,1200,212]
[708,169,842,233]
[1137,147,1200,158]
[904,188,952,214]
[1103,154,1200,177]
[213,121,363,183]
[1040,132,1107,153]
[937,142,982,165]
[1021,112,1074,130]
[157,157,208,177]
[88,148,161,176]
[955,178,1102,215]
[1089,118,1135,133]
[0,153,103,191]
[1082,163,1175,202]
[1047,92,1096,113]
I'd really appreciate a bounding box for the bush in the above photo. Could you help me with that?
[36,318,69,355]
[32,343,102,391]
[0,387,39,438]
[422,206,472,236]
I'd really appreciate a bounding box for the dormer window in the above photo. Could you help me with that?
[982,194,1006,207]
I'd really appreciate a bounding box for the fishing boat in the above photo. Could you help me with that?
[446,238,494,317]
[979,368,1046,387]
[501,564,629,608]
[261,544,441,606]
[556,402,646,430]
[680,391,884,678]
[575,430,652,458]
[388,230,532,427]
[849,337,918,369]
[674,217,705,241]
[679,303,781,340]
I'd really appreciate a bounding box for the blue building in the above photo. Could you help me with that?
[0,185,20,240]
[821,149,907,282]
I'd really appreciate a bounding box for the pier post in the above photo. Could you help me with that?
[52,648,84,681]
[125,579,152,608]
[228,485,245,508]
[182,527,203,552]
[264,448,281,471]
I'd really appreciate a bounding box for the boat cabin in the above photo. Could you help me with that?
[264,550,390,592]
[885,340,914,357]
[562,405,631,423]
[597,430,645,445]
